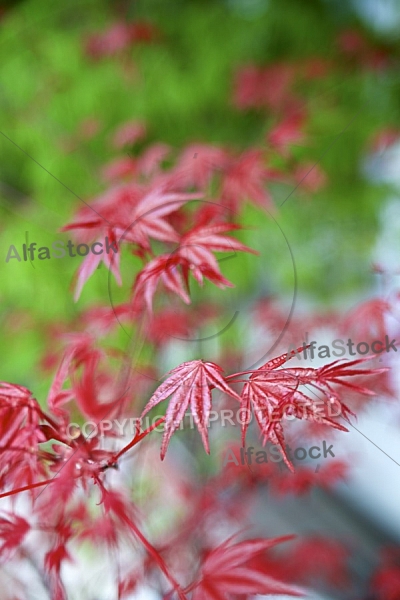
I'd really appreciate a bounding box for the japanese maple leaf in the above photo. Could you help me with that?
[287,536,349,587]
[177,222,258,287]
[174,143,229,189]
[0,383,48,492]
[294,162,327,193]
[45,542,72,600]
[221,149,275,212]
[72,231,122,301]
[0,513,30,560]
[46,332,98,419]
[115,186,203,251]
[267,112,306,157]
[111,120,146,149]
[233,63,296,112]
[228,352,385,470]
[140,360,241,459]
[340,297,391,342]
[62,182,189,247]
[131,222,256,311]
[71,353,130,421]
[136,143,170,178]
[131,254,191,312]
[101,156,137,182]
[189,535,301,599]
[63,184,202,298]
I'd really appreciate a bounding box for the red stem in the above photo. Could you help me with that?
[108,417,166,465]
[0,477,58,500]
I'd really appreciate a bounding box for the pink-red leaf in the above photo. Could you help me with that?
[141,360,241,459]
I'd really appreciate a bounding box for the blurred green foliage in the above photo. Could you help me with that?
[0,0,398,396]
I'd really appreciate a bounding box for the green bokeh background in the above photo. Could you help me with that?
[0,0,397,401]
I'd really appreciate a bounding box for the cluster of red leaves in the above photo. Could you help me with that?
[254,294,397,362]
[0,384,302,599]
[4,17,400,600]
[269,460,349,495]
[220,443,348,496]
[233,63,300,114]
[141,349,384,470]
[185,535,301,599]
[60,103,332,322]
[61,154,263,305]
[0,329,383,598]
[268,536,350,590]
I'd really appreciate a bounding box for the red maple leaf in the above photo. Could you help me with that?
[136,142,170,178]
[287,536,349,587]
[131,253,191,312]
[188,535,301,599]
[101,156,137,182]
[228,353,386,470]
[111,120,147,149]
[0,383,48,493]
[115,186,203,251]
[221,149,275,212]
[71,352,130,421]
[62,183,202,299]
[177,222,258,285]
[293,162,327,193]
[46,332,98,419]
[140,360,241,459]
[271,460,349,495]
[233,63,296,112]
[267,112,306,157]
[0,513,30,560]
[132,222,256,311]
[340,297,391,342]
[174,143,229,189]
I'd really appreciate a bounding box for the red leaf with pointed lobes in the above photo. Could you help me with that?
[268,112,306,157]
[141,360,241,459]
[271,460,349,495]
[340,297,391,342]
[286,536,349,587]
[253,346,306,375]
[0,514,30,560]
[131,221,256,311]
[137,143,170,178]
[221,149,275,213]
[111,120,147,149]
[228,354,385,470]
[174,143,229,189]
[102,156,136,182]
[190,535,302,599]
[177,222,258,286]
[180,222,258,257]
[132,254,191,313]
[63,184,203,298]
